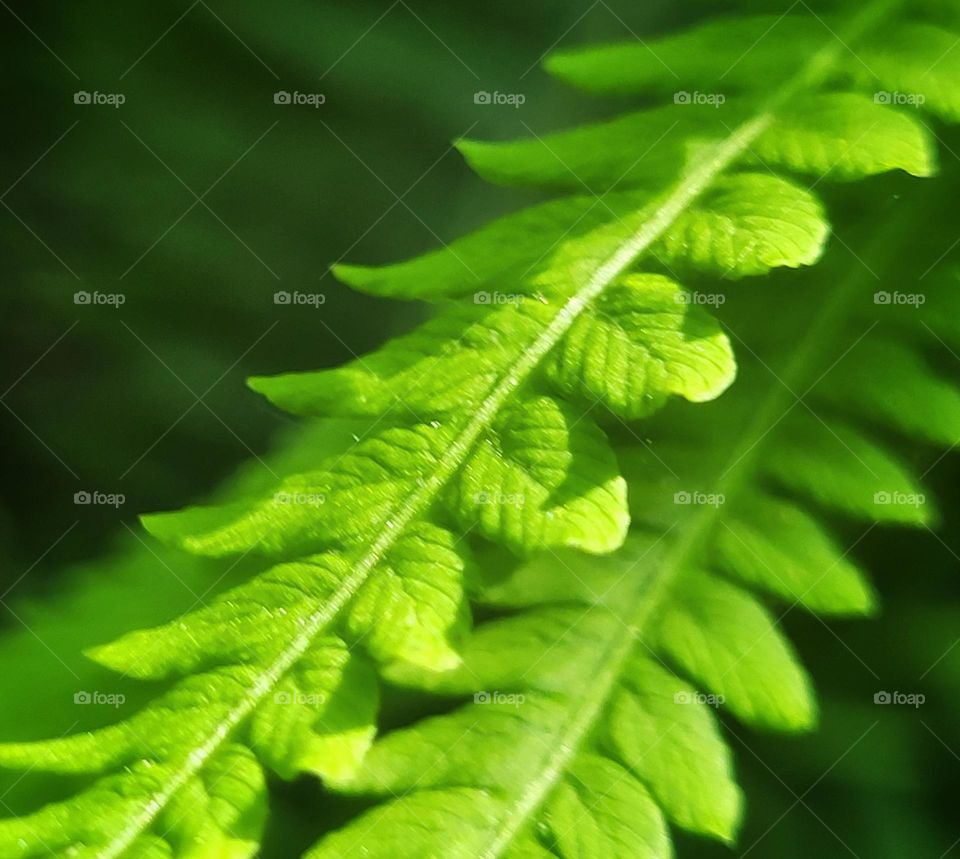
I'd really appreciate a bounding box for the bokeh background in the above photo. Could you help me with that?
[1,1,958,856]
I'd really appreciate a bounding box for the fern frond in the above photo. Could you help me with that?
[299,244,960,859]
[1,1,958,856]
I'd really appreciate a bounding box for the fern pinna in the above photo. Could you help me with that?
[2,2,959,856]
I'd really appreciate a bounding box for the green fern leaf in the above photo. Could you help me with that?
[814,337,960,445]
[766,412,935,526]
[2,2,960,857]
[345,522,471,670]
[716,494,877,615]
[650,173,828,277]
[458,93,935,189]
[747,93,937,179]
[856,23,960,120]
[544,15,828,95]
[248,643,378,783]
[651,574,816,731]
[605,656,742,842]
[536,755,672,859]
[248,305,545,418]
[543,273,735,419]
[447,394,629,555]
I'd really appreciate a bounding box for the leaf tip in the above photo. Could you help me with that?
[139,510,177,543]
[331,262,374,287]
[83,640,129,674]
[542,49,575,80]
[246,374,271,396]
[454,137,489,168]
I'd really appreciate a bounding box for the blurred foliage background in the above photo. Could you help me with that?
[1,1,958,856]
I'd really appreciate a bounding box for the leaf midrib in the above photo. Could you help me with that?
[103,2,899,854]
